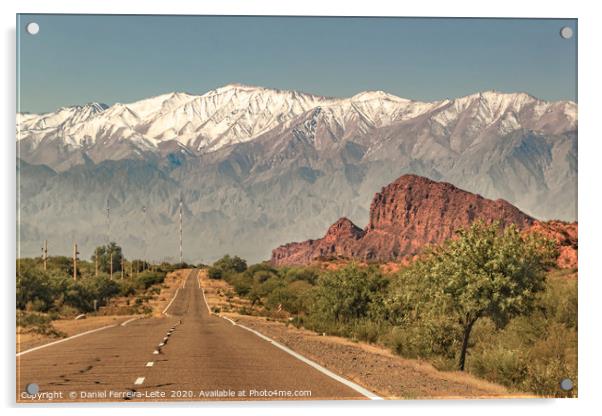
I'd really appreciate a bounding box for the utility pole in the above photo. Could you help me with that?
[73,243,79,281]
[110,251,113,280]
[121,257,124,279]
[142,205,147,272]
[95,247,99,277]
[106,198,111,245]
[178,198,183,265]
[41,240,48,271]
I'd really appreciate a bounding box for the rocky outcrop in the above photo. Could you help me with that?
[271,174,537,265]
[527,220,578,269]
[271,218,365,266]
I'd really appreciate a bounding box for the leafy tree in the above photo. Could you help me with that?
[310,265,388,324]
[213,255,247,275]
[16,263,53,311]
[207,267,223,280]
[91,242,123,274]
[394,222,556,370]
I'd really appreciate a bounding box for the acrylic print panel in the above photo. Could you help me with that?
[16,15,577,402]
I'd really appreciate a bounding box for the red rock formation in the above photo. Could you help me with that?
[527,220,578,269]
[271,174,538,266]
[271,218,365,265]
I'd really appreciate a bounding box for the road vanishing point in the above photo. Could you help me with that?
[17,270,379,402]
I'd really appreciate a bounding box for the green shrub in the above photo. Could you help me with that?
[16,264,54,311]
[17,311,66,338]
[265,280,312,314]
[136,271,165,289]
[229,274,253,296]
[207,267,223,280]
[309,264,388,324]
[213,255,247,274]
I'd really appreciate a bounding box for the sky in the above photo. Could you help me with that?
[17,15,577,114]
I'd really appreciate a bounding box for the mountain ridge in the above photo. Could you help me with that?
[17,84,577,262]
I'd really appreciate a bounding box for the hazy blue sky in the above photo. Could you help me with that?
[17,15,577,113]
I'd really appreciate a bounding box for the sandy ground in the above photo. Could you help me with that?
[199,270,525,399]
[17,270,189,353]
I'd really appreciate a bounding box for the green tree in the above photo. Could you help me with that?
[16,263,54,311]
[310,265,388,324]
[395,222,556,370]
[213,255,247,275]
[207,267,223,279]
[91,242,123,274]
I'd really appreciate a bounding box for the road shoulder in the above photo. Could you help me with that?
[199,270,521,400]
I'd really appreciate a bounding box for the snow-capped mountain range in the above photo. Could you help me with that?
[18,83,576,167]
[17,84,577,262]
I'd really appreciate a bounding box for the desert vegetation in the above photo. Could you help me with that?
[208,223,577,397]
[16,243,173,338]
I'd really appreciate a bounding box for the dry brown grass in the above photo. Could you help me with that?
[17,315,133,353]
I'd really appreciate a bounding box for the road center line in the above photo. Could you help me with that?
[146,362,154,367]
[134,377,145,385]
[16,324,117,356]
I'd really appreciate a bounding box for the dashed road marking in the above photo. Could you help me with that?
[134,377,145,385]
[146,362,154,367]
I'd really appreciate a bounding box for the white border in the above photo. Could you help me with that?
[3,1,601,416]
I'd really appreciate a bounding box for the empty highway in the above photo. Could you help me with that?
[17,270,374,402]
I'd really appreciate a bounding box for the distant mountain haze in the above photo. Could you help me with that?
[16,84,577,263]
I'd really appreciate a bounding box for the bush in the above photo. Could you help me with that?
[213,255,247,275]
[229,274,253,296]
[283,267,319,285]
[17,311,66,338]
[16,264,54,311]
[136,271,166,289]
[309,265,388,324]
[207,267,223,280]
[265,280,312,314]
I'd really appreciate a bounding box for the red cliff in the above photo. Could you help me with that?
[271,174,575,267]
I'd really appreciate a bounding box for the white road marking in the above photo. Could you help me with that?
[120,316,140,327]
[162,288,180,316]
[222,316,236,325]
[162,270,194,316]
[195,271,382,400]
[198,275,213,314]
[230,319,383,400]
[16,324,116,357]
[153,350,160,355]
[158,342,165,347]
[146,362,154,367]
[134,377,145,385]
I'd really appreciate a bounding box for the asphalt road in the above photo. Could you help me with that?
[17,270,369,402]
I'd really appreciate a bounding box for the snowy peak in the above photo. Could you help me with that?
[17,85,577,160]
[351,90,409,103]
